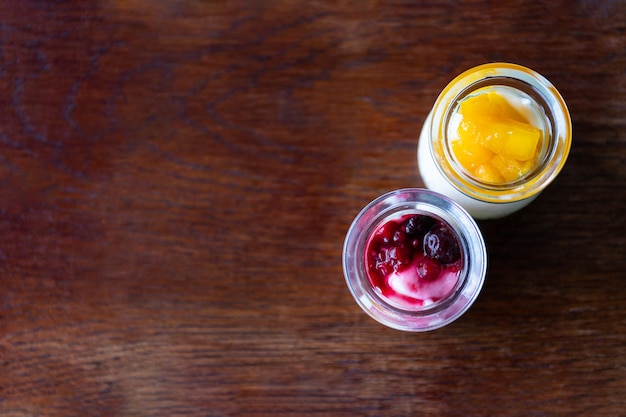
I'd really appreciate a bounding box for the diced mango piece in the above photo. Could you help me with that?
[474,163,504,184]
[501,121,541,161]
[490,154,533,182]
[474,119,541,161]
[451,137,492,171]
[459,91,527,123]
[474,120,507,154]
[458,93,492,121]
[483,91,527,123]
[452,90,543,185]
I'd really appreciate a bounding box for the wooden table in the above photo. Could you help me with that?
[1,1,624,415]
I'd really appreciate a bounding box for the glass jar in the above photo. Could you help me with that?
[417,63,572,219]
[342,188,487,332]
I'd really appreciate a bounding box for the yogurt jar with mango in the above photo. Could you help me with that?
[418,63,572,219]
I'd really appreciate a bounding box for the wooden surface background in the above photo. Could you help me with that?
[1,1,625,416]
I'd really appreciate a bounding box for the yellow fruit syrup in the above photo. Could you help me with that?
[450,90,543,184]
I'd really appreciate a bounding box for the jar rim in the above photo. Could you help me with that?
[429,63,572,203]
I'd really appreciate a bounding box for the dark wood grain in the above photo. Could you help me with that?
[1,1,624,416]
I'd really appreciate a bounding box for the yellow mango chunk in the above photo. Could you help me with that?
[501,122,541,161]
[477,119,541,161]
[490,154,533,182]
[483,91,527,123]
[453,90,543,185]
[458,93,492,121]
[459,91,527,123]
[450,137,492,171]
[474,163,504,184]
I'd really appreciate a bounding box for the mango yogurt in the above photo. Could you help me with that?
[418,63,572,219]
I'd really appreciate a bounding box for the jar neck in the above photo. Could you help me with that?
[429,63,571,203]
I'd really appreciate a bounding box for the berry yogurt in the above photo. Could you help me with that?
[365,213,462,310]
[343,188,487,331]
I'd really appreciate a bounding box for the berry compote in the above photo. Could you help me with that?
[365,213,462,309]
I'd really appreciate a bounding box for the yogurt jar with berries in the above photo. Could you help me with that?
[418,63,572,219]
[343,188,487,331]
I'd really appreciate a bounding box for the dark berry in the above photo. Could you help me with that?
[404,215,436,239]
[416,257,443,281]
[370,240,414,277]
[423,224,461,264]
[376,221,398,244]
[387,244,412,271]
[392,229,406,244]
